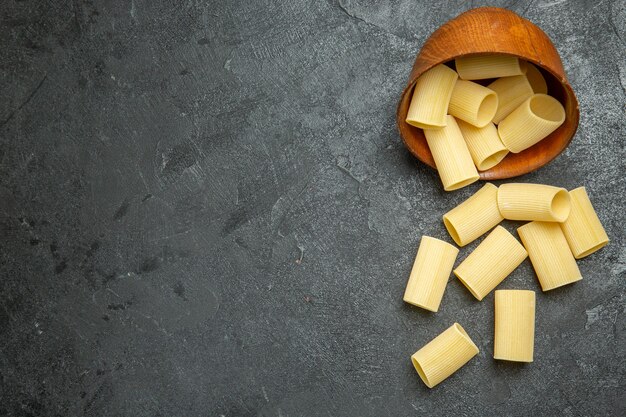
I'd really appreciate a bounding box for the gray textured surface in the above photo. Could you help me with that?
[0,0,624,416]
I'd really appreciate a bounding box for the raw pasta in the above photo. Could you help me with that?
[560,187,609,259]
[403,236,459,312]
[487,75,534,124]
[455,55,527,80]
[456,120,508,171]
[454,226,528,301]
[424,115,480,191]
[443,183,503,246]
[411,323,479,388]
[497,183,571,222]
[494,290,535,362]
[525,63,548,94]
[448,80,498,127]
[406,64,458,129]
[517,221,582,291]
[498,94,566,153]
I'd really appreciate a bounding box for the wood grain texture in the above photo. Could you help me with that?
[397,7,580,180]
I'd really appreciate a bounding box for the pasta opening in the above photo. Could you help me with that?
[442,216,462,246]
[444,175,480,192]
[411,357,432,388]
[453,323,472,341]
[576,240,609,259]
[478,149,509,171]
[454,271,482,300]
[529,95,565,123]
[550,189,571,222]
[476,93,498,127]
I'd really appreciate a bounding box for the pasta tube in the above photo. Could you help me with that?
[560,187,609,259]
[455,55,527,80]
[406,64,458,129]
[411,323,479,388]
[457,120,509,171]
[403,236,459,312]
[424,116,480,191]
[525,63,548,94]
[487,75,534,124]
[494,290,535,362]
[498,94,566,153]
[454,226,528,301]
[497,183,571,222]
[443,183,503,246]
[448,80,498,128]
[517,221,582,291]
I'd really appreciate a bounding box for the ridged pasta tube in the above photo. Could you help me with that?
[424,116,480,191]
[406,64,458,129]
[448,80,498,127]
[456,120,509,171]
[497,183,571,222]
[443,183,503,246]
[487,75,534,124]
[494,290,535,362]
[455,55,527,80]
[560,187,609,259]
[454,226,528,301]
[517,221,582,291]
[525,63,548,94]
[498,94,566,153]
[411,323,479,388]
[403,236,459,312]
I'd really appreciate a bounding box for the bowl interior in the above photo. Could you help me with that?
[398,55,578,180]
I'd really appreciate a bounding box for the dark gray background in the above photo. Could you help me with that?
[1,0,624,416]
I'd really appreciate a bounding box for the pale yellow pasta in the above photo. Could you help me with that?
[497,183,571,222]
[456,120,509,170]
[411,323,479,388]
[424,116,480,191]
[455,55,527,80]
[448,80,498,127]
[403,236,459,312]
[487,75,534,124]
[406,64,459,129]
[517,221,582,291]
[494,290,535,362]
[525,63,548,94]
[454,226,528,301]
[498,94,566,153]
[560,187,609,259]
[443,183,503,246]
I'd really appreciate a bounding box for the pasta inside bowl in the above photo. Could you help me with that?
[475,92,498,127]
[529,94,566,124]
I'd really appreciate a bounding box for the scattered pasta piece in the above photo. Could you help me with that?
[443,183,502,246]
[560,187,609,259]
[411,323,479,388]
[403,236,459,312]
[497,183,571,222]
[454,226,528,301]
[494,290,535,362]
[406,64,458,129]
[517,221,582,291]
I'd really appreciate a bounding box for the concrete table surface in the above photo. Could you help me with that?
[1,1,624,415]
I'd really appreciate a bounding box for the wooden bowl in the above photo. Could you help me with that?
[397,7,579,180]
